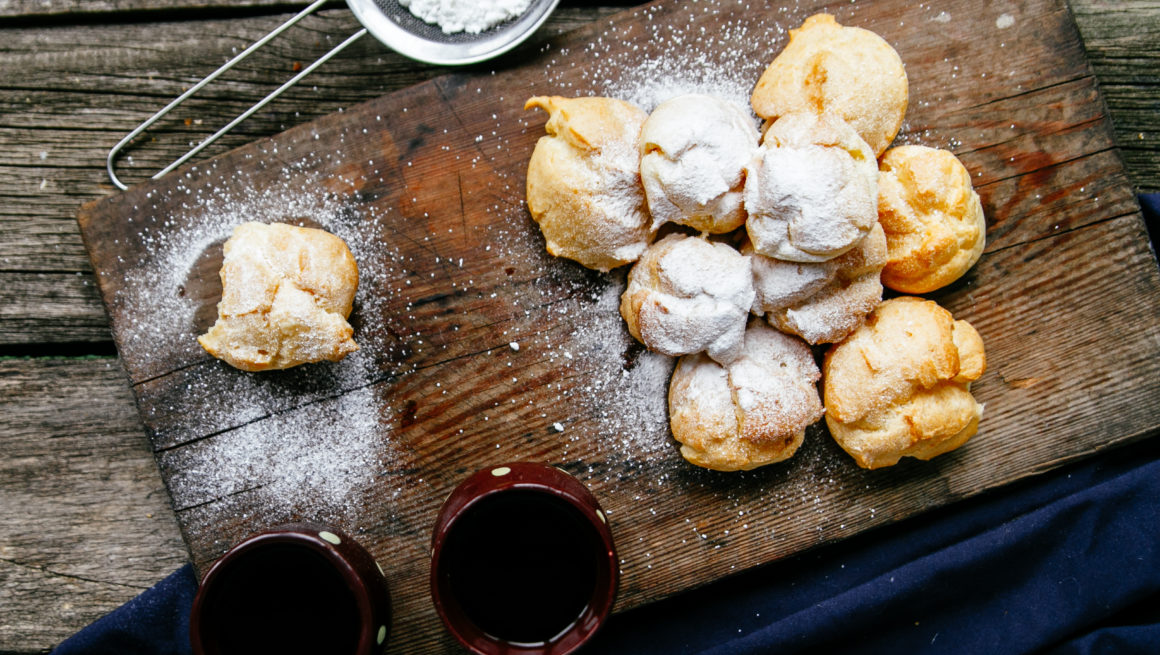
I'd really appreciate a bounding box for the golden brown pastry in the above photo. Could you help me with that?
[639,94,759,234]
[620,233,754,365]
[877,145,986,293]
[525,95,652,272]
[669,319,823,471]
[823,297,986,469]
[198,222,359,372]
[744,112,878,263]
[750,13,908,157]
[750,221,887,345]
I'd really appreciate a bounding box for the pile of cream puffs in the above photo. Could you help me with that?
[524,14,987,471]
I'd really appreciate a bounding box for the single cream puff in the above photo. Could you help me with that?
[877,145,986,293]
[823,296,986,469]
[639,94,759,234]
[751,13,908,157]
[198,222,359,371]
[669,319,824,471]
[525,95,652,272]
[745,112,878,263]
[620,233,754,365]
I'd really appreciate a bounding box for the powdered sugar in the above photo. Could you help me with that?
[113,157,410,529]
[590,113,653,253]
[726,322,822,439]
[749,252,836,313]
[580,6,786,113]
[159,385,390,520]
[563,280,675,462]
[774,274,883,345]
[639,94,759,233]
[400,0,533,34]
[625,234,755,365]
[474,244,676,466]
[760,223,887,345]
[745,142,874,262]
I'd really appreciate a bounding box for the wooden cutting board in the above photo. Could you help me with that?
[77,0,1160,651]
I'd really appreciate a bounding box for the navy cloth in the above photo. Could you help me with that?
[591,437,1160,655]
[54,196,1160,654]
[53,563,196,655]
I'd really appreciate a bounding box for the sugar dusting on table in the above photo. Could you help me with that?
[116,155,408,532]
[534,2,792,114]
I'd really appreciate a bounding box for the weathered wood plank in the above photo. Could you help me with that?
[1071,0,1160,193]
[0,0,290,18]
[0,2,1158,652]
[0,273,109,345]
[0,358,188,651]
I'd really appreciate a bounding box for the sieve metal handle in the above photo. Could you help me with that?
[106,0,367,190]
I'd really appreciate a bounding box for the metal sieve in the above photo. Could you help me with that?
[107,0,559,190]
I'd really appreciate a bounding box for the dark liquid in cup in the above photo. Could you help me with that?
[441,490,602,645]
[201,543,361,654]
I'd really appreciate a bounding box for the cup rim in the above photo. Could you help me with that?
[190,525,381,655]
[429,463,619,655]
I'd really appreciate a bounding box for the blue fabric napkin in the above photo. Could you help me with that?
[53,563,196,654]
[54,195,1160,654]
[591,436,1160,655]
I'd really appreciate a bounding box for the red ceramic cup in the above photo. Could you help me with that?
[430,463,619,655]
[190,524,391,655]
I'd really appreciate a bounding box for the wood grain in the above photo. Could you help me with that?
[0,273,109,345]
[0,0,291,18]
[0,358,189,650]
[72,0,1160,653]
[1071,1,1160,187]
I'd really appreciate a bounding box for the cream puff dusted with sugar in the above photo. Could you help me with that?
[524,95,652,272]
[744,112,878,263]
[751,13,908,157]
[620,234,754,365]
[877,145,987,293]
[823,297,987,469]
[638,94,759,234]
[669,320,824,471]
[198,222,359,372]
[749,222,887,345]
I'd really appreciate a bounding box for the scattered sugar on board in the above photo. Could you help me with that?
[117,156,411,530]
[160,386,392,523]
[534,3,801,113]
[484,213,676,470]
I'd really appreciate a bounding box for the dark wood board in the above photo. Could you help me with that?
[75,0,1160,652]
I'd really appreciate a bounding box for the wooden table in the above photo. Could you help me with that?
[1,1,1157,651]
